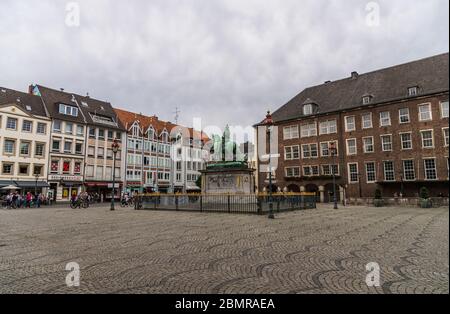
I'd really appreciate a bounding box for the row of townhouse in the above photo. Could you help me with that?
[114,109,209,194]
[256,53,449,201]
[0,85,209,201]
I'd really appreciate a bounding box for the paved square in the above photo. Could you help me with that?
[0,205,448,294]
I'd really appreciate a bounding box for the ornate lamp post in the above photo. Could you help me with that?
[111,138,120,211]
[329,142,338,209]
[265,111,275,219]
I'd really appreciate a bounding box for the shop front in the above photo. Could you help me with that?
[47,175,84,201]
[84,181,122,202]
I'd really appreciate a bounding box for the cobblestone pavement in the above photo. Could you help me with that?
[0,204,448,294]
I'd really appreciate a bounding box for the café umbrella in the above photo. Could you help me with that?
[1,185,21,190]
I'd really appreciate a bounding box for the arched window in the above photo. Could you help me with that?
[161,130,169,143]
[131,123,140,137]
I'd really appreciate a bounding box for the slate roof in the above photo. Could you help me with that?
[114,108,210,142]
[0,87,48,117]
[32,84,125,130]
[265,53,449,124]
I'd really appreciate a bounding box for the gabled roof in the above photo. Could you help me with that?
[114,108,210,142]
[0,87,48,117]
[267,53,449,124]
[31,84,125,130]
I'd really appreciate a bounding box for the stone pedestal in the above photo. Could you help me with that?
[200,165,255,195]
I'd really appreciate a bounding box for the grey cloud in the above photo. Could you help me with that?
[0,0,448,135]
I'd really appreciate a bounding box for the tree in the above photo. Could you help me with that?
[195,176,202,189]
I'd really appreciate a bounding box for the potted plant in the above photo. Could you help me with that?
[419,187,432,208]
[373,189,384,207]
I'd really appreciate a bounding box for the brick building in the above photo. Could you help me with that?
[256,53,449,201]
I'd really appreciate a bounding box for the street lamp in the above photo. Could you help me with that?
[34,173,40,197]
[264,110,275,219]
[111,138,120,211]
[358,173,363,198]
[329,142,338,209]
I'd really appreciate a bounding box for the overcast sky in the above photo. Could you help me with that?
[1,0,448,136]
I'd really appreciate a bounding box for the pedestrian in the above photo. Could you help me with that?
[26,192,32,208]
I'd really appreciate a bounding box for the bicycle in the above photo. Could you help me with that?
[70,199,88,209]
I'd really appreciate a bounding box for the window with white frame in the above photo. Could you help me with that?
[22,120,32,132]
[58,104,78,117]
[363,137,374,153]
[283,125,299,140]
[346,139,357,155]
[320,142,329,157]
[321,164,338,176]
[418,104,432,121]
[408,87,418,97]
[303,166,311,177]
[320,141,338,157]
[284,146,300,160]
[319,120,337,135]
[400,133,413,150]
[348,163,358,183]
[365,162,376,183]
[303,104,313,116]
[441,101,449,118]
[443,128,449,147]
[302,144,318,159]
[402,160,416,181]
[420,130,434,148]
[300,122,317,138]
[362,113,372,129]
[380,111,391,126]
[285,167,300,178]
[86,165,94,177]
[399,108,410,124]
[381,135,392,151]
[362,96,371,105]
[383,161,395,181]
[423,159,437,180]
[345,116,356,132]
[6,117,17,130]
[37,123,46,134]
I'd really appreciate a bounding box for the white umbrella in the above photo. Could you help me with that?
[1,185,20,190]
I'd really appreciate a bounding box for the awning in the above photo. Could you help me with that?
[0,180,14,188]
[14,181,50,188]
[186,184,201,191]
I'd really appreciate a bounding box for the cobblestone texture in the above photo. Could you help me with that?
[0,205,448,294]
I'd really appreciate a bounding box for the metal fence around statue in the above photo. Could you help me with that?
[135,193,316,215]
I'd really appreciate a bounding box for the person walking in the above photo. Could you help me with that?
[26,192,32,208]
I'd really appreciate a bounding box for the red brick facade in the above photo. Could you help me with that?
[257,93,449,201]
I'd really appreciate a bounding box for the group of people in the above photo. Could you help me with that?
[2,192,48,209]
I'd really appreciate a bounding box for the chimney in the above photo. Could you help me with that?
[351,71,359,79]
[86,92,90,98]
[60,88,65,92]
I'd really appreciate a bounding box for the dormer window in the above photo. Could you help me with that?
[303,104,313,115]
[302,99,318,116]
[59,103,78,117]
[147,127,155,140]
[408,86,418,97]
[161,130,169,143]
[362,96,372,105]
